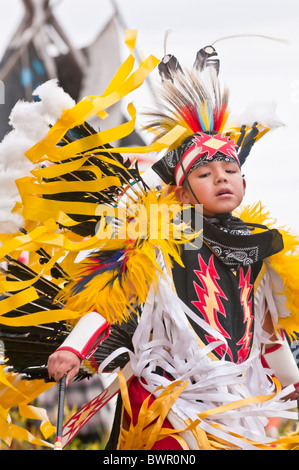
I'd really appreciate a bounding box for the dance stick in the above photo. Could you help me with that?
[54,375,67,450]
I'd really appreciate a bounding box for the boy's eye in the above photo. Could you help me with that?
[198,172,210,178]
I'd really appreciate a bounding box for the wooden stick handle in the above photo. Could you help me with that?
[54,375,66,450]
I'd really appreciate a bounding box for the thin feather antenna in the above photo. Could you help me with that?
[164,29,172,56]
[211,33,289,46]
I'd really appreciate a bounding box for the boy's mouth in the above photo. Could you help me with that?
[216,188,233,197]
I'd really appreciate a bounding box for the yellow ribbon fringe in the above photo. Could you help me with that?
[117,373,299,450]
[0,366,55,448]
[0,29,187,330]
[117,371,193,450]
[61,188,196,325]
[0,29,188,448]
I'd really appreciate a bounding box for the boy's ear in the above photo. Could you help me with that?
[242,176,246,194]
[174,185,191,204]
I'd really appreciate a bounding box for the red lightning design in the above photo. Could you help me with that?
[237,267,254,363]
[192,254,233,360]
[184,132,239,163]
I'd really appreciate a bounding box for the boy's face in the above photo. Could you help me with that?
[174,160,246,217]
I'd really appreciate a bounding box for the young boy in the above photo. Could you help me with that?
[48,127,299,450]
[46,40,299,448]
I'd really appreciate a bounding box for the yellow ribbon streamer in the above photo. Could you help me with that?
[0,308,79,327]
[0,370,55,448]
[21,196,100,221]
[0,288,38,316]
[0,221,57,259]
[116,372,299,451]
[0,366,27,398]
[18,175,121,196]
[31,156,90,179]
[18,404,56,439]
[117,372,201,450]
[197,379,281,421]
[0,250,64,292]
[91,125,187,155]
[47,103,137,162]
[25,32,158,166]
[8,424,53,448]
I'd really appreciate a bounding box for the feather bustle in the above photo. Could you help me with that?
[59,188,197,325]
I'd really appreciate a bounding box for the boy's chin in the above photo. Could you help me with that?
[203,203,240,218]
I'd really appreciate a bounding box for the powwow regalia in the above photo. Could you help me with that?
[1,30,299,450]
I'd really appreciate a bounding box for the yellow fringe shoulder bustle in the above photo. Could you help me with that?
[0,30,187,330]
[59,187,196,325]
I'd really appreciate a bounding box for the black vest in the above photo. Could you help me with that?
[172,214,283,364]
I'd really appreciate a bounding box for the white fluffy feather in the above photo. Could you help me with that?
[230,101,284,129]
[0,131,33,170]
[33,79,75,125]
[9,100,50,142]
[0,79,76,234]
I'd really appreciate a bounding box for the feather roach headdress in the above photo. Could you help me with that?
[147,44,271,186]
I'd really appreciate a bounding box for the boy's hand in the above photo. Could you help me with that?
[47,349,81,385]
[285,384,299,401]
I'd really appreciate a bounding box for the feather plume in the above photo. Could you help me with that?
[9,101,50,143]
[143,67,229,146]
[33,78,75,125]
[59,187,197,325]
[230,101,284,131]
[143,50,275,167]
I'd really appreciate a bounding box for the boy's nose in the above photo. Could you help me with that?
[215,172,227,183]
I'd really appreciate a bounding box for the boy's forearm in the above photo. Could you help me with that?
[262,333,299,388]
[56,311,110,361]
